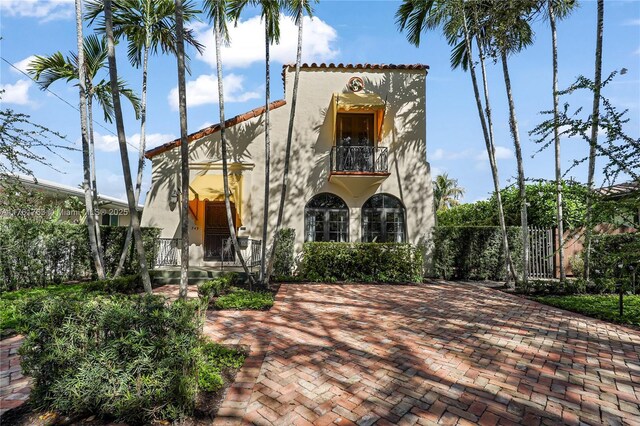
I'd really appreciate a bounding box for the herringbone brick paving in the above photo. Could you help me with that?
[206,283,640,425]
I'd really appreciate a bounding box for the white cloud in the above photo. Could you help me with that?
[0,79,33,105]
[0,0,73,21]
[623,19,640,26]
[197,15,339,69]
[474,146,513,161]
[89,132,175,152]
[11,56,38,74]
[167,73,260,110]
[431,148,474,161]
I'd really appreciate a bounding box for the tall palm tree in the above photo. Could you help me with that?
[203,0,256,287]
[433,173,465,212]
[103,0,153,293]
[266,0,315,284]
[73,0,104,279]
[228,0,281,287]
[396,0,517,284]
[547,0,577,282]
[85,0,203,277]
[584,0,604,282]
[174,0,190,298]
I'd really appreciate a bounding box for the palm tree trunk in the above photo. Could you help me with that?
[114,38,151,278]
[549,0,565,282]
[75,0,105,280]
[462,2,516,285]
[266,5,304,284]
[174,0,190,299]
[86,92,105,277]
[583,0,604,282]
[214,19,255,289]
[259,25,271,286]
[104,0,152,294]
[500,50,529,288]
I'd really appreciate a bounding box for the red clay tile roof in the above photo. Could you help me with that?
[144,100,286,159]
[282,63,430,71]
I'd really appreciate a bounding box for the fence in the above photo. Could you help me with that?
[528,228,554,279]
[154,237,262,271]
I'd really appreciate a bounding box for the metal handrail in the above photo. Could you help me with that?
[330,146,389,173]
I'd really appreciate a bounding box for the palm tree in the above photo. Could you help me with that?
[203,0,256,288]
[266,0,315,284]
[396,0,517,284]
[433,173,465,212]
[73,0,104,280]
[103,0,153,293]
[28,35,141,278]
[584,0,604,282]
[174,0,190,298]
[228,0,282,287]
[547,0,577,282]
[85,0,203,277]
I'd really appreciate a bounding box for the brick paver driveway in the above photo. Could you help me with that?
[206,283,640,426]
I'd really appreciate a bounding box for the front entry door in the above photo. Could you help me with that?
[204,201,236,261]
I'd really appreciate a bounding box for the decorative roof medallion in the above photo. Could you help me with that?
[347,76,364,92]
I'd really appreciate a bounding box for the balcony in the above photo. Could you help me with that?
[329,146,390,195]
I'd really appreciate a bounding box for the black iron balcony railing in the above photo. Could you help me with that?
[330,146,389,174]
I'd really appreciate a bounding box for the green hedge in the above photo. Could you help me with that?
[300,242,424,283]
[0,219,159,291]
[591,233,639,280]
[433,226,523,280]
[18,294,202,423]
[272,228,295,278]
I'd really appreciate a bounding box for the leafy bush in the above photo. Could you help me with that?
[273,228,295,278]
[17,294,202,423]
[84,274,142,294]
[215,289,274,310]
[300,242,424,283]
[590,233,639,282]
[197,342,245,392]
[433,226,523,280]
[197,273,237,306]
[0,219,160,291]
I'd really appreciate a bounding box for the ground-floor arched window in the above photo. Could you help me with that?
[362,194,406,242]
[304,193,349,242]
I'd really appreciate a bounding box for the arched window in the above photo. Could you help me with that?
[305,193,349,242]
[362,194,406,243]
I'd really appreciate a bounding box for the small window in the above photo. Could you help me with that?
[305,193,349,242]
[101,213,119,227]
[362,194,406,243]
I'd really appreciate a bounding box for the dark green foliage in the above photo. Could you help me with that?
[300,242,424,283]
[17,295,202,422]
[533,294,640,327]
[432,226,523,280]
[590,232,639,285]
[197,273,237,306]
[437,181,589,229]
[0,219,159,291]
[83,274,143,294]
[273,228,295,278]
[214,289,274,310]
[197,342,245,392]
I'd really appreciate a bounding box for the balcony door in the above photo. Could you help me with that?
[204,201,236,261]
[336,113,375,172]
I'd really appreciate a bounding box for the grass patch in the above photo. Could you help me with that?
[533,294,640,327]
[198,342,246,392]
[1,283,87,335]
[214,289,274,310]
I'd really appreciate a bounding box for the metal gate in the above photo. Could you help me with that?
[528,228,554,279]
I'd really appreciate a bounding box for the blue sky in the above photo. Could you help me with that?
[1,0,638,204]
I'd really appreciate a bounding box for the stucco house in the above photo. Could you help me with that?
[141,63,435,269]
[1,175,142,226]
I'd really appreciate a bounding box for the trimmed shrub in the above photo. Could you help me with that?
[214,289,274,310]
[84,274,143,294]
[17,294,202,423]
[197,273,238,306]
[272,228,295,278]
[0,219,160,291]
[432,226,523,281]
[300,242,424,283]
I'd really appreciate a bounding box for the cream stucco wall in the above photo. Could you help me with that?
[141,66,435,267]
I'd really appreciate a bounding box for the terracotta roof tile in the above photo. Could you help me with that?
[144,100,286,159]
